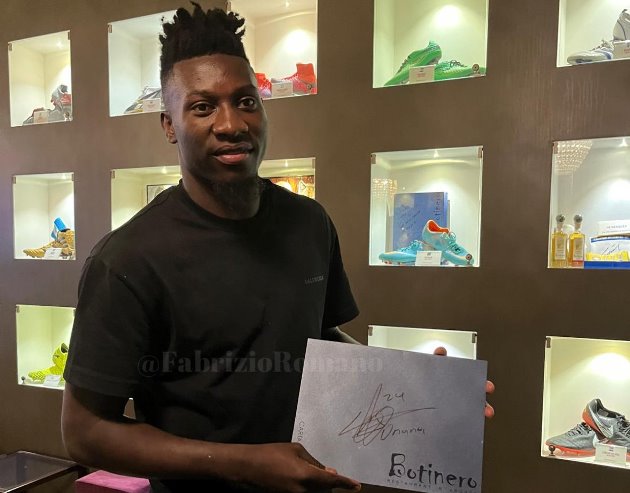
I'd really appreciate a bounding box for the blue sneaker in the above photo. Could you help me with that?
[421,220,474,266]
[379,240,423,265]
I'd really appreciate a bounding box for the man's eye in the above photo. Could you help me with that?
[238,97,258,109]
[192,103,212,113]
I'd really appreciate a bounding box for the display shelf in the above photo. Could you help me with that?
[558,1,630,67]
[370,146,482,267]
[548,136,630,270]
[16,305,74,390]
[111,165,181,230]
[373,0,488,88]
[13,173,75,261]
[8,31,72,127]
[108,10,175,117]
[368,325,477,359]
[229,0,317,100]
[259,157,315,198]
[541,336,630,469]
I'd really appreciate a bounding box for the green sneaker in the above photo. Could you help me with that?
[434,60,486,81]
[384,41,442,86]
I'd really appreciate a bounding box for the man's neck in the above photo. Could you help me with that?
[182,174,262,220]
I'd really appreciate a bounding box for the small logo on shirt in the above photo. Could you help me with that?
[304,274,325,285]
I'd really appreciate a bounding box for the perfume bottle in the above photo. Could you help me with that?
[550,214,568,268]
[568,214,585,268]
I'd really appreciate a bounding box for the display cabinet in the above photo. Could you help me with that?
[108,10,175,117]
[373,0,488,87]
[548,136,630,269]
[16,305,74,390]
[228,0,317,100]
[13,173,75,260]
[370,146,482,267]
[111,165,181,230]
[368,325,477,359]
[542,336,630,469]
[258,157,315,198]
[8,31,72,127]
[558,0,630,67]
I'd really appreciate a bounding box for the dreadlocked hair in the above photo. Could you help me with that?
[160,2,248,86]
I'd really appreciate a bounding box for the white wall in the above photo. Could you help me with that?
[9,44,45,127]
[140,37,161,89]
[109,29,142,116]
[554,145,630,243]
[251,12,317,79]
[374,0,488,86]
[559,0,629,65]
[368,326,476,359]
[373,0,396,87]
[16,305,74,387]
[13,178,74,258]
[542,337,630,453]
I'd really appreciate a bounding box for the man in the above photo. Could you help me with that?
[62,4,493,492]
[63,4,362,492]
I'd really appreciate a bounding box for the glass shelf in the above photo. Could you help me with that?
[16,305,74,390]
[548,136,630,270]
[373,0,488,88]
[368,325,477,359]
[558,1,630,67]
[370,146,482,267]
[229,0,318,100]
[111,165,181,230]
[259,157,315,198]
[13,173,75,261]
[8,31,72,127]
[542,336,630,469]
[108,11,175,117]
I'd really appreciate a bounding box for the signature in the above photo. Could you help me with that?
[338,383,435,446]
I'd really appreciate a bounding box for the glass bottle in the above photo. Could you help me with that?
[568,214,585,268]
[550,214,568,268]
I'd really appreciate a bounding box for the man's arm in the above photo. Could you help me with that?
[322,326,361,344]
[62,383,361,492]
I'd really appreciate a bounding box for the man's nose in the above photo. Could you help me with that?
[212,105,248,136]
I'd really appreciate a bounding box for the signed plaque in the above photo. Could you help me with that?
[292,339,487,493]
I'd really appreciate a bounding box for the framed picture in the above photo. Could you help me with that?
[146,184,175,203]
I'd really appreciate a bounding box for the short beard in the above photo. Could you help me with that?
[204,175,267,217]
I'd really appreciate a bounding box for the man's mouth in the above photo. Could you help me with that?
[213,145,253,165]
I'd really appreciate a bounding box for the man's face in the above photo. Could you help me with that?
[161,54,267,186]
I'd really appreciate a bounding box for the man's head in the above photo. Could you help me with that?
[159,3,268,216]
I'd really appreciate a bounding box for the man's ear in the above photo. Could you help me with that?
[161,112,177,144]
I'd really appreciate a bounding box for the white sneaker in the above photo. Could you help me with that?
[567,39,614,65]
[613,9,630,41]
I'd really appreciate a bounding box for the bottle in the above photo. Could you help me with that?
[550,214,568,268]
[568,214,585,268]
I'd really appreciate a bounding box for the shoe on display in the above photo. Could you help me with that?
[384,41,442,86]
[613,9,630,41]
[566,40,614,65]
[434,60,486,81]
[25,343,69,384]
[22,84,72,125]
[379,240,424,265]
[582,398,626,439]
[23,218,75,259]
[602,418,630,455]
[421,220,474,266]
[124,86,163,114]
[545,422,601,456]
[255,72,272,99]
[271,62,317,95]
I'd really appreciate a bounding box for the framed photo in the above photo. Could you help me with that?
[146,184,175,203]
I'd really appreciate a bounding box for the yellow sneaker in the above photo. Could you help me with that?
[27,343,69,383]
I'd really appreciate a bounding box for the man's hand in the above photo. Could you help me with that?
[239,442,361,492]
[433,346,495,419]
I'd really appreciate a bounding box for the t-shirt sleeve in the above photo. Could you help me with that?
[321,217,359,329]
[64,255,155,398]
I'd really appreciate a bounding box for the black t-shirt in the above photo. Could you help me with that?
[64,181,358,491]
